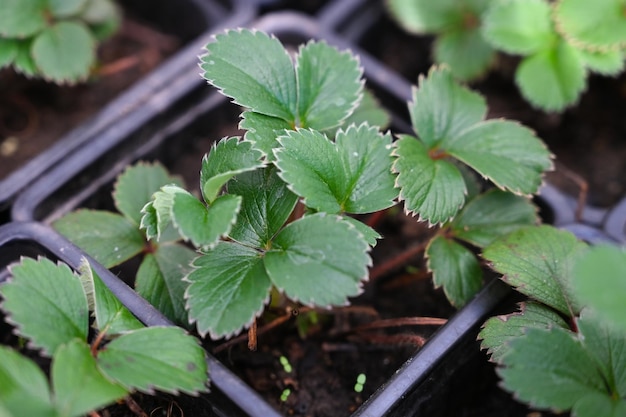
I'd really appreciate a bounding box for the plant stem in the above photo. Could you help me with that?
[369,241,429,281]
[353,316,447,332]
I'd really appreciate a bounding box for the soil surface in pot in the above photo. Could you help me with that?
[0,14,179,182]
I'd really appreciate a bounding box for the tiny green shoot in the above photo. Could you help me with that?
[280,388,291,402]
[354,373,367,393]
[279,355,293,373]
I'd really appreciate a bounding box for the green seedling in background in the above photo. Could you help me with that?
[0,0,120,83]
[0,257,207,416]
[479,225,626,416]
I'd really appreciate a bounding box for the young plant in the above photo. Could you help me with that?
[389,0,626,112]
[387,0,496,81]
[0,257,207,417]
[53,162,196,327]
[0,0,120,83]
[479,225,626,416]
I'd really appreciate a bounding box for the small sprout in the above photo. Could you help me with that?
[279,355,293,373]
[280,388,291,402]
[354,373,367,393]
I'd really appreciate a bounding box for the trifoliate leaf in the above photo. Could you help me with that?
[49,0,88,18]
[515,40,587,112]
[0,0,47,38]
[426,235,483,307]
[240,111,292,158]
[447,120,553,195]
[555,0,626,51]
[434,28,495,80]
[498,326,607,411]
[265,213,371,306]
[53,339,127,417]
[393,136,466,224]
[53,210,145,268]
[200,136,264,204]
[0,38,19,68]
[1,258,88,355]
[576,47,625,75]
[113,162,183,226]
[483,225,588,317]
[275,125,397,214]
[185,242,272,339]
[135,244,196,327]
[409,67,487,149]
[450,189,538,247]
[295,40,362,130]
[200,29,297,122]
[32,21,95,84]
[482,0,555,55]
[97,327,208,395]
[0,346,55,417]
[79,262,143,334]
[228,167,298,248]
[573,245,626,332]
[479,301,569,363]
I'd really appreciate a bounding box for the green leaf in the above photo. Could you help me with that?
[53,339,127,417]
[49,0,88,18]
[483,225,588,317]
[573,245,626,331]
[409,67,487,149]
[1,257,88,355]
[482,0,555,55]
[114,162,183,226]
[32,21,95,84]
[228,167,298,248]
[97,327,208,395]
[393,136,466,224]
[200,136,264,204]
[240,111,292,158]
[79,261,143,334]
[200,29,297,122]
[447,120,553,195]
[0,346,55,417]
[82,0,119,25]
[573,392,626,417]
[135,244,196,327]
[0,38,19,68]
[295,40,362,130]
[515,40,587,112]
[276,125,397,214]
[555,0,626,51]
[148,185,240,249]
[433,28,495,80]
[186,242,271,338]
[479,301,570,363]
[387,0,490,34]
[450,189,538,247]
[0,0,47,38]
[265,213,371,306]
[498,326,607,411]
[12,39,37,77]
[53,210,145,268]
[576,47,625,75]
[576,309,626,397]
[426,235,483,307]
